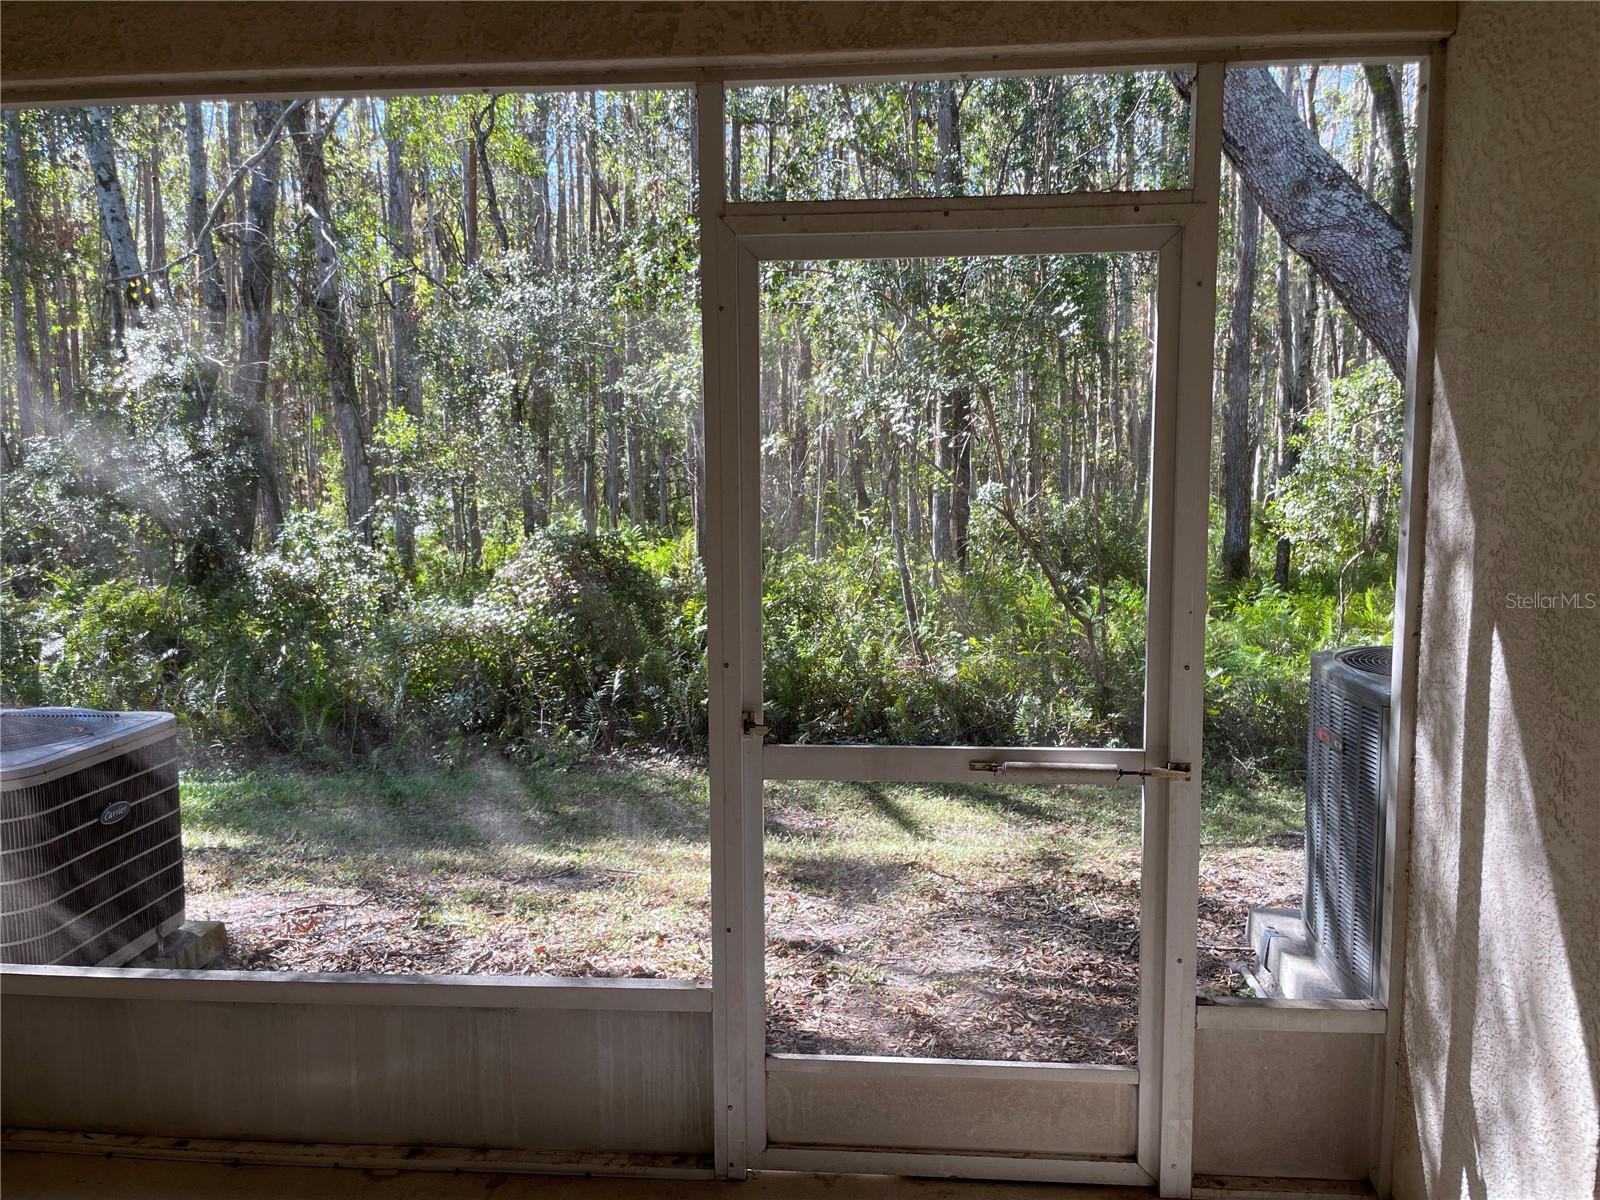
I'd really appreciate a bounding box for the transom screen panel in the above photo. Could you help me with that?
[726,72,1192,202]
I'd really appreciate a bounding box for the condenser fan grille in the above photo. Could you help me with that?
[2,708,173,779]
[1,710,115,752]
[1336,646,1392,677]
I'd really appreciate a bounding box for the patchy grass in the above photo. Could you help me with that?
[183,754,712,980]
[763,777,1145,1063]
[181,754,1303,1063]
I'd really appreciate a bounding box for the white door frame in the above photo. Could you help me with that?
[698,63,1224,1197]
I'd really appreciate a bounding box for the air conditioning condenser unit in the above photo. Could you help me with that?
[1,708,185,966]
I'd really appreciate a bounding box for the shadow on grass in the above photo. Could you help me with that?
[922,780,1054,822]
[762,779,932,840]
[766,843,1143,1063]
[858,782,928,836]
[182,755,711,875]
[769,852,914,901]
[1200,771,1305,847]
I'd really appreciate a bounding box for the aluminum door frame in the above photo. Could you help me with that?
[698,61,1223,1198]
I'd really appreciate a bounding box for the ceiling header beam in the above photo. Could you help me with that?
[2,1,1456,107]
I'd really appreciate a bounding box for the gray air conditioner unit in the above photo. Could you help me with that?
[1,708,185,966]
[1304,646,1392,999]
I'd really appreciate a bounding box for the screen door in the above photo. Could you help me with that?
[701,199,1200,1186]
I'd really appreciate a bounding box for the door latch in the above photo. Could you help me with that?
[969,760,1191,782]
[1144,762,1192,781]
[742,711,768,739]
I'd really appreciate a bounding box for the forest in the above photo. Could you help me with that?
[0,68,1415,1010]
[0,68,1411,765]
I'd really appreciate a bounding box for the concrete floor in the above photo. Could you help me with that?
[1,1154,1153,1200]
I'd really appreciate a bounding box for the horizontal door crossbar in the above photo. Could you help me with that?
[763,743,1147,784]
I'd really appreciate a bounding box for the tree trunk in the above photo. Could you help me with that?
[582,372,599,534]
[554,118,568,264]
[3,112,40,449]
[85,107,152,339]
[462,135,479,266]
[950,385,972,569]
[586,92,600,246]
[1172,68,1409,375]
[183,102,227,417]
[225,101,243,323]
[906,399,923,551]
[930,91,971,565]
[229,100,289,550]
[290,101,375,543]
[931,393,952,562]
[1220,184,1261,580]
[472,97,511,254]
[1365,65,1413,237]
[144,118,167,293]
[182,104,226,337]
[787,336,812,540]
[604,350,622,526]
[528,96,552,266]
[625,383,644,524]
[883,422,927,666]
[849,421,871,514]
[385,125,423,569]
[935,80,962,195]
[1274,248,1318,589]
[535,379,554,530]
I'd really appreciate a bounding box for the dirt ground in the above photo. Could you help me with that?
[185,760,1303,1064]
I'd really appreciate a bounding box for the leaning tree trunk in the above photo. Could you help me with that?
[1220,183,1262,581]
[1173,68,1410,376]
[85,107,152,341]
[291,101,375,545]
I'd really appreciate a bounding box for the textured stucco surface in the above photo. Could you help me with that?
[1393,5,1600,1198]
[0,1,1458,105]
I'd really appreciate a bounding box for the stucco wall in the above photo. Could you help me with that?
[0,1,1457,105]
[1393,5,1600,1198]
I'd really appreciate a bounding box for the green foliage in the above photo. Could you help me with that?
[394,525,700,752]
[1,464,1392,779]
[0,73,1413,799]
[1204,576,1394,779]
[1272,362,1404,580]
[53,582,196,712]
[759,504,1148,749]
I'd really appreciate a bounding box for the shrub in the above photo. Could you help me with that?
[50,581,198,713]
[1203,578,1395,780]
[389,525,700,753]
